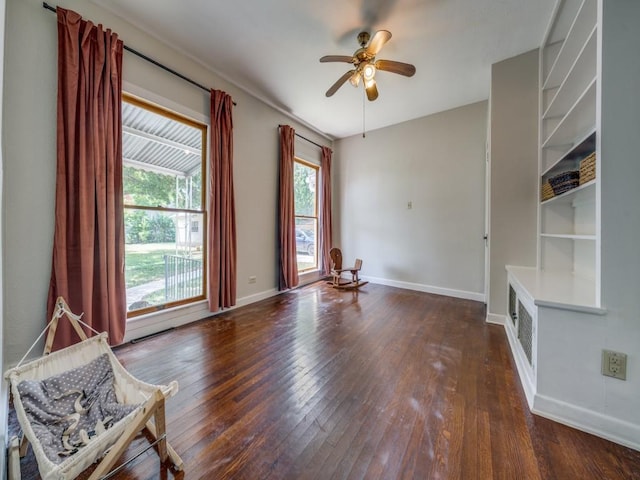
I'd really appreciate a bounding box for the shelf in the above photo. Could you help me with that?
[541,130,595,177]
[544,0,584,53]
[541,179,595,205]
[542,40,564,79]
[543,26,597,120]
[542,78,596,149]
[506,265,603,313]
[543,0,597,90]
[540,233,596,240]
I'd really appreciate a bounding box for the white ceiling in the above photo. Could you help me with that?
[93,0,556,139]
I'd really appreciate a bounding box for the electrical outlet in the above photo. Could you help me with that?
[248,275,257,284]
[602,350,627,380]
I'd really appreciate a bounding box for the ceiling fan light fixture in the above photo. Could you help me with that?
[320,29,415,100]
[363,63,376,81]
[349,71,362,87]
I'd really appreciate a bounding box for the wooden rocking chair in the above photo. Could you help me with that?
[328,247,368,289]
[4,297,183,480]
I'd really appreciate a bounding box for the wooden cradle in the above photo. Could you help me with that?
[4,297,183,480]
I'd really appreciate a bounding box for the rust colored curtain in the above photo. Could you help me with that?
[278,125,299,290]
[47,8,126,351]
[278,125,298,290]
[320,146,333,275]
[208,89,237,311]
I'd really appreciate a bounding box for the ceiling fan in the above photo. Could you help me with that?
[320,30,416,101]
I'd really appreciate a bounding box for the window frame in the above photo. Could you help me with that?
[293,157,320,273]
[122,93,208,318]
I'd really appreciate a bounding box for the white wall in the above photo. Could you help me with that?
[598,0,640,434]
[534,305,640,449]
[334,102,487,301]
[574,0,640,445]
[2,0,331,363]
[488,50,539,320]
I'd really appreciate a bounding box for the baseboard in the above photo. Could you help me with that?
[486,313,506,325]
[364,276,485,303]
[533,394,640,452]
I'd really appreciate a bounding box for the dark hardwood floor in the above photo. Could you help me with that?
[9,282,640,479]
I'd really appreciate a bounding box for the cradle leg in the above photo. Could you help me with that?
[9,437,21,480]
[146,419,184,471]
[88,391,163,480]
[153,396,168,462]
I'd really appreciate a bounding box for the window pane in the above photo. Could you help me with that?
[295,218,317,272]
[123,95,206,315]
[123,165,202,210]
[294,159,319,273]
[125,210,204,311]
[185,170,202,210]
[122,99,203,210]
[294,162,317,216]
[124,166,176,208]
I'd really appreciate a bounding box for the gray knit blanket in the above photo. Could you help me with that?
[17,354,139,464]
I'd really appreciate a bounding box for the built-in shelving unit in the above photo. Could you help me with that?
[504,0,640,450]
[506,0,601,408]
[539,0,599,306]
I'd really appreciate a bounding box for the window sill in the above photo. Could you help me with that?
[298,269,324,286]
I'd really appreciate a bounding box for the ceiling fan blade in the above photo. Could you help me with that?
[365,79,379,101]
[365,30,391,56]
[320,55,354,63]
[326,70,356,97]
[375,59,416,77]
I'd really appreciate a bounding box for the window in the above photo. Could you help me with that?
[294,158,319,272]
[122,94,207,316]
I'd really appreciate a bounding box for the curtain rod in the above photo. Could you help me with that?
[278,125,327,150]
[42,2,236,106]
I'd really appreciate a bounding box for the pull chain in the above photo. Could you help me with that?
[362,87,366,138]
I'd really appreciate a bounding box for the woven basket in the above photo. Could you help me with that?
[549,170,580,195]
[541,180,555,201]
[579,152,596,185]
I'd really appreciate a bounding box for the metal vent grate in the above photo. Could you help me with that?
[509,285,517,325]
[518,303,533,365]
